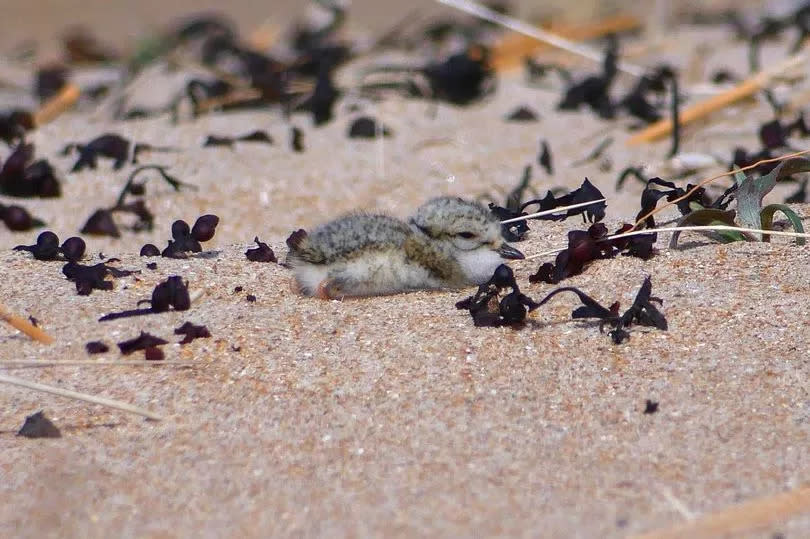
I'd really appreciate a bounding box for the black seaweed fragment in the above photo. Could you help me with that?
[505,106,538,122]
[486,165,533,242]
[144,347,165,361]
[152,276,191,312]
[85,341,110,354]
[140,244,161,257]
[422,47,494,105]
[35,65,68,101]
[65,134,130,172]
[203,130,274,147]
[81,166,196,237]
[520,177,606,223]
[618,65,673,124]
[297,67,340,125]
[364,47,494,106]
[558,37,618,119]
[0,203,45,231]
[347,117,393,138]
[0,110,34,146]
[60,236,86,262]
[529,223,656,285]
[160,215,219,258]
[536,276,667,343]
[0,143,61,197]
[117,332,168,355]
[174,321,211,344]
[245,237,277,262]
[62,261,136,295]
[456,264,539,327]
[291,126,304,152]
[99,276,190,321]
[634,176,721,229]
[538,140,553,175]
[489,176,606,243]
[17,411,61,439]
[81,209,121,237]
[14,231,85,261]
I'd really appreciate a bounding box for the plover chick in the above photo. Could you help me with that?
[287,196,524,298]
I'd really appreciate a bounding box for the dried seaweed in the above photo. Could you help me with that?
[538,140,553,175]
[505,106,539,122]
[85,341,110,354]
[520,178,606,223]
[81,166,196,237]
[0,143,61,197]
[245,237,277,263]
[118,332,168,355]
[14,232,85,261]
[347,117,393,138]
[63,261,137,295]
[456,265,539,327]
[99,276,190,321]
[203,130,273,147]
[536,276,667,343]
[1,203,45,231]
[530,223,656,284]
[17,411,61,438]
[0,110,34,146]
[159,215,219,258]
[174,321,211,344]
[558,37,618,119]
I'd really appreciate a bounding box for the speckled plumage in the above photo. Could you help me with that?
[287,197,523,298]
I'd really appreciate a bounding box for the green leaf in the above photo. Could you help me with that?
[736,158,810,234]
[760,204,806,245]
[669,209,746,248]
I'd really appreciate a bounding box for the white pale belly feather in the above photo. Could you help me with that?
[292,250,446,297]
[291,262,331,296]
[456,248,504,285]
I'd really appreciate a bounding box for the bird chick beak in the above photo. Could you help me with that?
[497,243,524,260]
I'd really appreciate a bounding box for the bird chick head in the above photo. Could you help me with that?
[409,197,524,284]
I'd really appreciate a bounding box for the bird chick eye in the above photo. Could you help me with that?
[457,232,476,239]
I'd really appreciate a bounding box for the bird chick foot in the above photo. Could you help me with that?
[315,278,343,300]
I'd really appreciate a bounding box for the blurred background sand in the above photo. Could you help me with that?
[0,0,762,53]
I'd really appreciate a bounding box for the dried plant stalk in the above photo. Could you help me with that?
[0,303,54,344]
[492,14,640,71]
[631,485,810,539]
[627,53,807,145]
[632,149,810,229]
[34,83,80,126]
[436,0,643,76]
[522,224,810,261]
[0,360,198,367]
[0,373,164,420]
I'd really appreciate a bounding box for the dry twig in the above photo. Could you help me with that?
[492,14,640,71]
[632,149,810,230]
[0,360,198,367]
[436,0,644,76]
[0,373,164,420]
[33,83,81,126]
[632,485,810,539]
[627,53,808,145]
[0,303,54,344]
